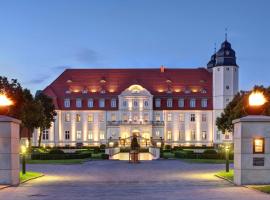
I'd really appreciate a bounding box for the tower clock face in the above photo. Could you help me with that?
[225,50,230,55]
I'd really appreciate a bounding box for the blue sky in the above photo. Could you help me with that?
[0,0,269,92]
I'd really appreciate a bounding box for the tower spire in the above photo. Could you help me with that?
[214,42,216,53]
[225,27,228,41]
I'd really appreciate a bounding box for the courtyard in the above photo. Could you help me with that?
[0,160,269,200]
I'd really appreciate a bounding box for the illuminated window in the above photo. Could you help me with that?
[179,113,184,122]
[65,131,70,140]
[167,113,172,122]
[76,114,81,122]
[155,130,160,137]
[42,130,49,140]
[253,138,265,154]
[111,113,116,122]
[76,98,82,108]
[64,99,70,108]
[88,114,93,122]
[133,100,138,107]
[123,113,128,122]
[100,131,105,140]
[167,98,173,107]
[190,99,196,108]
[88,130,93,140]
[190,114,195,122]
[155,99,161,107]
[88,98,94,108]
[167,130,172,140]
[191,130,196,140]
[65,113,70,122]
[179,131,184,140]
[201,99,208,108]
[202,114,207,122]
[99,99,105,108]
[178,98,184,108]
[99,113,104,122]
[155,114,161,121]
[202,131,207,140]
[76,130,82,140]
[133,114,138,122]
[143,113,149,122]
[111,99,117,108]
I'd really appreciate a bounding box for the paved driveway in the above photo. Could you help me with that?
[0,160,269,200]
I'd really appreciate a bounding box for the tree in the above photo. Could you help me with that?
[35,93,57,147]
[216,85,270,134]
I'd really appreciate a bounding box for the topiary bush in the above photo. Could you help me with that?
[49,148,65,154]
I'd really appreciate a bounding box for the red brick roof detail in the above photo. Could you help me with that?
[43,68,213,110]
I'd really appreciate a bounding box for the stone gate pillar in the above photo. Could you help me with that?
[233,115,270,185]
[0,115,21,185]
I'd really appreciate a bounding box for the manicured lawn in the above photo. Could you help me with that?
[181,159,233,164]
[215,170,234,181]
[20,171,43,183]
[250,185,270,194]
[26,158,91,164]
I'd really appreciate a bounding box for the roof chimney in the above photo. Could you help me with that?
[160,65,165,73]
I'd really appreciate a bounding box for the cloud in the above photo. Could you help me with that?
[75,48,99,64]
[24,74,51,84]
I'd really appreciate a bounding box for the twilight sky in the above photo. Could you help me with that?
[0,0,269,93]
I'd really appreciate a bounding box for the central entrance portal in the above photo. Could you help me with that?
[120,132,151,148]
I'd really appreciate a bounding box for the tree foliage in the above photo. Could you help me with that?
[216,85,270,133]
[0,76,56,145]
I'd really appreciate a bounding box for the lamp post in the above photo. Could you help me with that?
[225,145,230,172]
[21,145,27,175]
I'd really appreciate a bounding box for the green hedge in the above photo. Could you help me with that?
[174,150,234,160]
[31,153,92,160]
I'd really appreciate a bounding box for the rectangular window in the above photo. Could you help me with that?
[88,98,94,108]
[202,114,207,122]
[155,99,161,107]
[99,99,105,108]
[100,131,105,140]
[133,114,138,122]
[155,114,161,121]
[178,98,184,108]
[99,113,104,122]
[179,113,184,122]
[111,99,117,108]
[190,114,195,122]
[179,131,184,141]
[190,99,196,108]
[216,131,221,140]
[88,130,93,140]
[65,131,70,140]
[76,130,82,140]
[42,130,49,140]
[133,100,138,107]
[111,113,116,121]
[76,98,82,108]
[155,130,160,137]
[65,113,70,122]
[191,130,196,140]
[76,114,81,122]
[88,114,93,122]
[167,130,172,140]
[201,99,208,108]
[64,99,70,108]
[123,113,128,122]
[167,113,172,122]
[123,100,127,107]
[167,98,173,108]
[144,100,149,107]
[202,131,207,140]
[143,113,149,122]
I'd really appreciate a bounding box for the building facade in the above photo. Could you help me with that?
[32,39,238,147]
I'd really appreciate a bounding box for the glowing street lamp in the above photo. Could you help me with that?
[21,145,27,175]
[245,91,267,115]
[0,94,13,115]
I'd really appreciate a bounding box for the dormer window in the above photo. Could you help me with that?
[184,89,191,94]
[82,90,88,94]
[65,90,71,94]
[200,89,207,94]
[64,99,70,108]
[100,89,106,94]
[155,99,161,107]
[88,98,94,108]
[76,98,82,108]
[201,99,208,108]
[190,99,196,108]
[111,99,117,108]
[178,98,184,108]
[167,98,173,108]
[99,99,105,108]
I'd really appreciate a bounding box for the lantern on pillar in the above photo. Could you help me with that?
[0,94,13,115]
[245,91,267,115]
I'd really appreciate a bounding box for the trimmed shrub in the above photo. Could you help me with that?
[164,145,172,151]
[31,153,92,160]
[203,149,217,154]
[49,148,65,154]
[101,153,109,160]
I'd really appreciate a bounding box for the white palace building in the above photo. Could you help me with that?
[32,39,239,147]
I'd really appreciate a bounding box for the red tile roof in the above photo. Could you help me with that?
[43,68,213,110]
